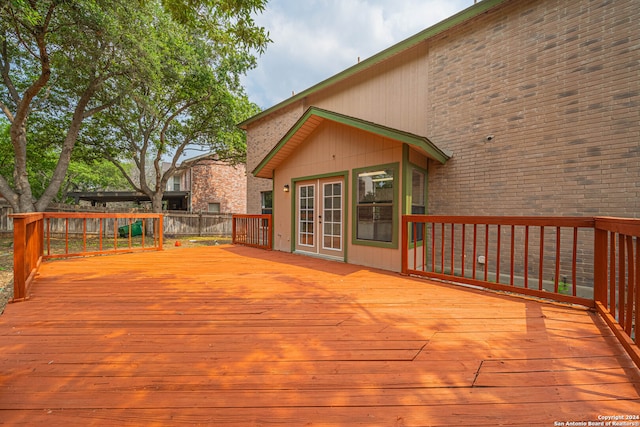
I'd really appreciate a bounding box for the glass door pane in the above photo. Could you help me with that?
[298,184,315,247]
[322,182,342,251]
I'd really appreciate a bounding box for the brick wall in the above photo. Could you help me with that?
[245,103,305,214]
[425,0,639,217]
[190,160,247,213]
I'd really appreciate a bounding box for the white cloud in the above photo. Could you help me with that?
[242,0,476,109]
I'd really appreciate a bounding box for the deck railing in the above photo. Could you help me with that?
[10,212,163,302]
[593,217,640,368]
[232,214,272,250]
[402,215,640,368]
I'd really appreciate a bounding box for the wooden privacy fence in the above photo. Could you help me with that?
[163,212,232,236]
[1,207,233,237]
[402,215,640,368]
[10,212,163,302]
[232,214,272,250]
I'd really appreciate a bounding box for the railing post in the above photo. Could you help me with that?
[12,215,26,301]
[10,213,44,302]
[232,216,237,244]
[401,216,408,275]
[593,223,608,305]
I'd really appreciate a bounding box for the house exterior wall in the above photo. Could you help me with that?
[190,161,247,213]
[423,0,639,217]
[244,0,639,269]
[302,0,640,217]
[273,121,405,271]
[246,103,306,214]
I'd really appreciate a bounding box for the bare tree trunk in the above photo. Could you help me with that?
[151,192,164,213]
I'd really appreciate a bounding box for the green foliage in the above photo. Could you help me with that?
[0,0,269,212]
[81,2,264,211]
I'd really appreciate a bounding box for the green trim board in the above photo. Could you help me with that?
[239,0,508,128]
[351,162,400,250]
[253,107,450,179]
[290,171,349,261]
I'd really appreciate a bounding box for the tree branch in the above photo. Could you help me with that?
[0,39,21,104]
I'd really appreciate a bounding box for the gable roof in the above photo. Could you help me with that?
[252,107,451,179]
[240,0,508,128]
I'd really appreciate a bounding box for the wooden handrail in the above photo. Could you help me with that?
[592,217,640,368]
[10,212,164,303]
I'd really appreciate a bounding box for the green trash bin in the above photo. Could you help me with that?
[118,220,143,238]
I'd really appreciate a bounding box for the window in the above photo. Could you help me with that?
[208,203,220,213]
[173,176,181,191]
[356,167,395,243]
[261,191,273,215]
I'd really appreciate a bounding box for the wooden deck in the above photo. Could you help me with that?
[1,245,639,426]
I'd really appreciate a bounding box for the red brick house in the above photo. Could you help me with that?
[240,0,639,272]
[167,154,247,213]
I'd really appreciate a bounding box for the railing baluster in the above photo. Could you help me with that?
[440,223,445,274]
[450,223,455,276]
[619,234,626,325]
[422,220,427,272]
[635,237,640,342]
[610,231,617,318]
[431,222,436,273]
[484,224,489,282]
[625,235,634,335]
[524,225,529,289]
[554,227,561,294]
[461,224,466,278]
[46,217,51,256]
[142,219,146,248]
[472,224,477,280]
[572,228,578,296]
[83,218,87,253]
[496,224,501,284]
[539,226,544,291]
[114,218,118,251]
[65,218,69,255]
[510,225,515,286]
[412,222,417,270]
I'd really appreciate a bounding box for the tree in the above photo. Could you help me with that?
[0,0,268,212]
[83,3,263,212]
[1,113,131,204]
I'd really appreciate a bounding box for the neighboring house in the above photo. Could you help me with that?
[240,0,639,272]
[70,154,246,213]
[165,154,247,213]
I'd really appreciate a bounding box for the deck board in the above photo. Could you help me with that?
[1,245,639,426]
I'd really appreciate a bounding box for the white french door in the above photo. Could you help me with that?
[295,177,344,259]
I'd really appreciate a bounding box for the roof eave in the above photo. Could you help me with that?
[252,107,451,179]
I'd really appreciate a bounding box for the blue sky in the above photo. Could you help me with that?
[242,0,478,109]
